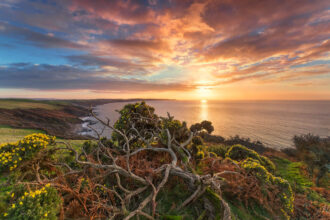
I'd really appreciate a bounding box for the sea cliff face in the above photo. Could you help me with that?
[0,105,87,139]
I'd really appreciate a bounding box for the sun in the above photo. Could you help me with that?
[201,99,207,103]
[196,86,212,100]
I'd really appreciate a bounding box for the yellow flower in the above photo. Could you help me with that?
[44,213,48,217]
[11,204,15,208]
[4,213,8,216]
[19,201,23,205]
[11,193,14,198]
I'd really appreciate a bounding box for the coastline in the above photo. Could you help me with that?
[0,98,167,139]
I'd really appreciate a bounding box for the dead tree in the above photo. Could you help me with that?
[30,109,236,219]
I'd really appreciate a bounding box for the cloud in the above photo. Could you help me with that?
[69,0,156,25]
[0,0,329,95]
[201,11,329,62]
[105,39,170,53]
[0,63,193,92]
[0,22,87,49]
[67,54,156,75]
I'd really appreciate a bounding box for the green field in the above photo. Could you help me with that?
[0,99,65,110]
[0,125,45,143]
[0,126,86,148]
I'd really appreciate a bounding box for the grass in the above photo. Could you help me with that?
[228,201,271,220]
[0,126,87,150]
[0,126,45,144]
[273,157,313,192]
[0,99,63,110]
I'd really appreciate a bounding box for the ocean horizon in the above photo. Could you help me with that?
[84,100,330,150]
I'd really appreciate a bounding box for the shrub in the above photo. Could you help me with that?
[161,116,190,144]
[200,133,225,144]
[112,101,159,147]
[226,145,275,173]
[192,136,203,146]
[190,120,214,134]
[224,136,268,154]
[293,134,330,186]
[207,145,228,158]
[0,133,55,173]
[3,185,61,220]
[241,158,294,215]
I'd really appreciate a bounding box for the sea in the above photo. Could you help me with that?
[82,100,330,150]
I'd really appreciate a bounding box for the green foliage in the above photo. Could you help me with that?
[157,183,199,219]
[112,101,158,147]
[0,126,45,144]
[161,115,190,144]
[293,134,330,186]
[0,176,12,214]
[112,101,191,148]
[0,99,60,110]
[241,158,294,214]
[190,120,214,134]
[207,145,228,158]
[274,157,313,193]
[162,215,183,220]
[204,188,222,219]
[193,145,208,163]
[228,201,271,220]
[192,136,203,147]
[307,189,327,203]
[0,133,55,173]
[226,145,275,173]
[3,185,61,220]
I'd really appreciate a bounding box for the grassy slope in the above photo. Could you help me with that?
[0,99,64,110]
[0,98,88,149]
[0,126,44,143]
[0,126,86,148]
[0,98,88,139]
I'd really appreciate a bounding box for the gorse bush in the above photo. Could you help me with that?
[241,157,294,215]
[112,101,158,147]
[0,102,328,219]
[190,120,214,134]
[226,144,275,173]
[207,145,228,158]
[3,184,61,220]
[112,102,191,147]
[0,133,55,173]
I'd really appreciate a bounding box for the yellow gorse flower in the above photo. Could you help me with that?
[0,133,55,172]
[9,185,52,212]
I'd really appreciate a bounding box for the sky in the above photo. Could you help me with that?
[0,0,329,100]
